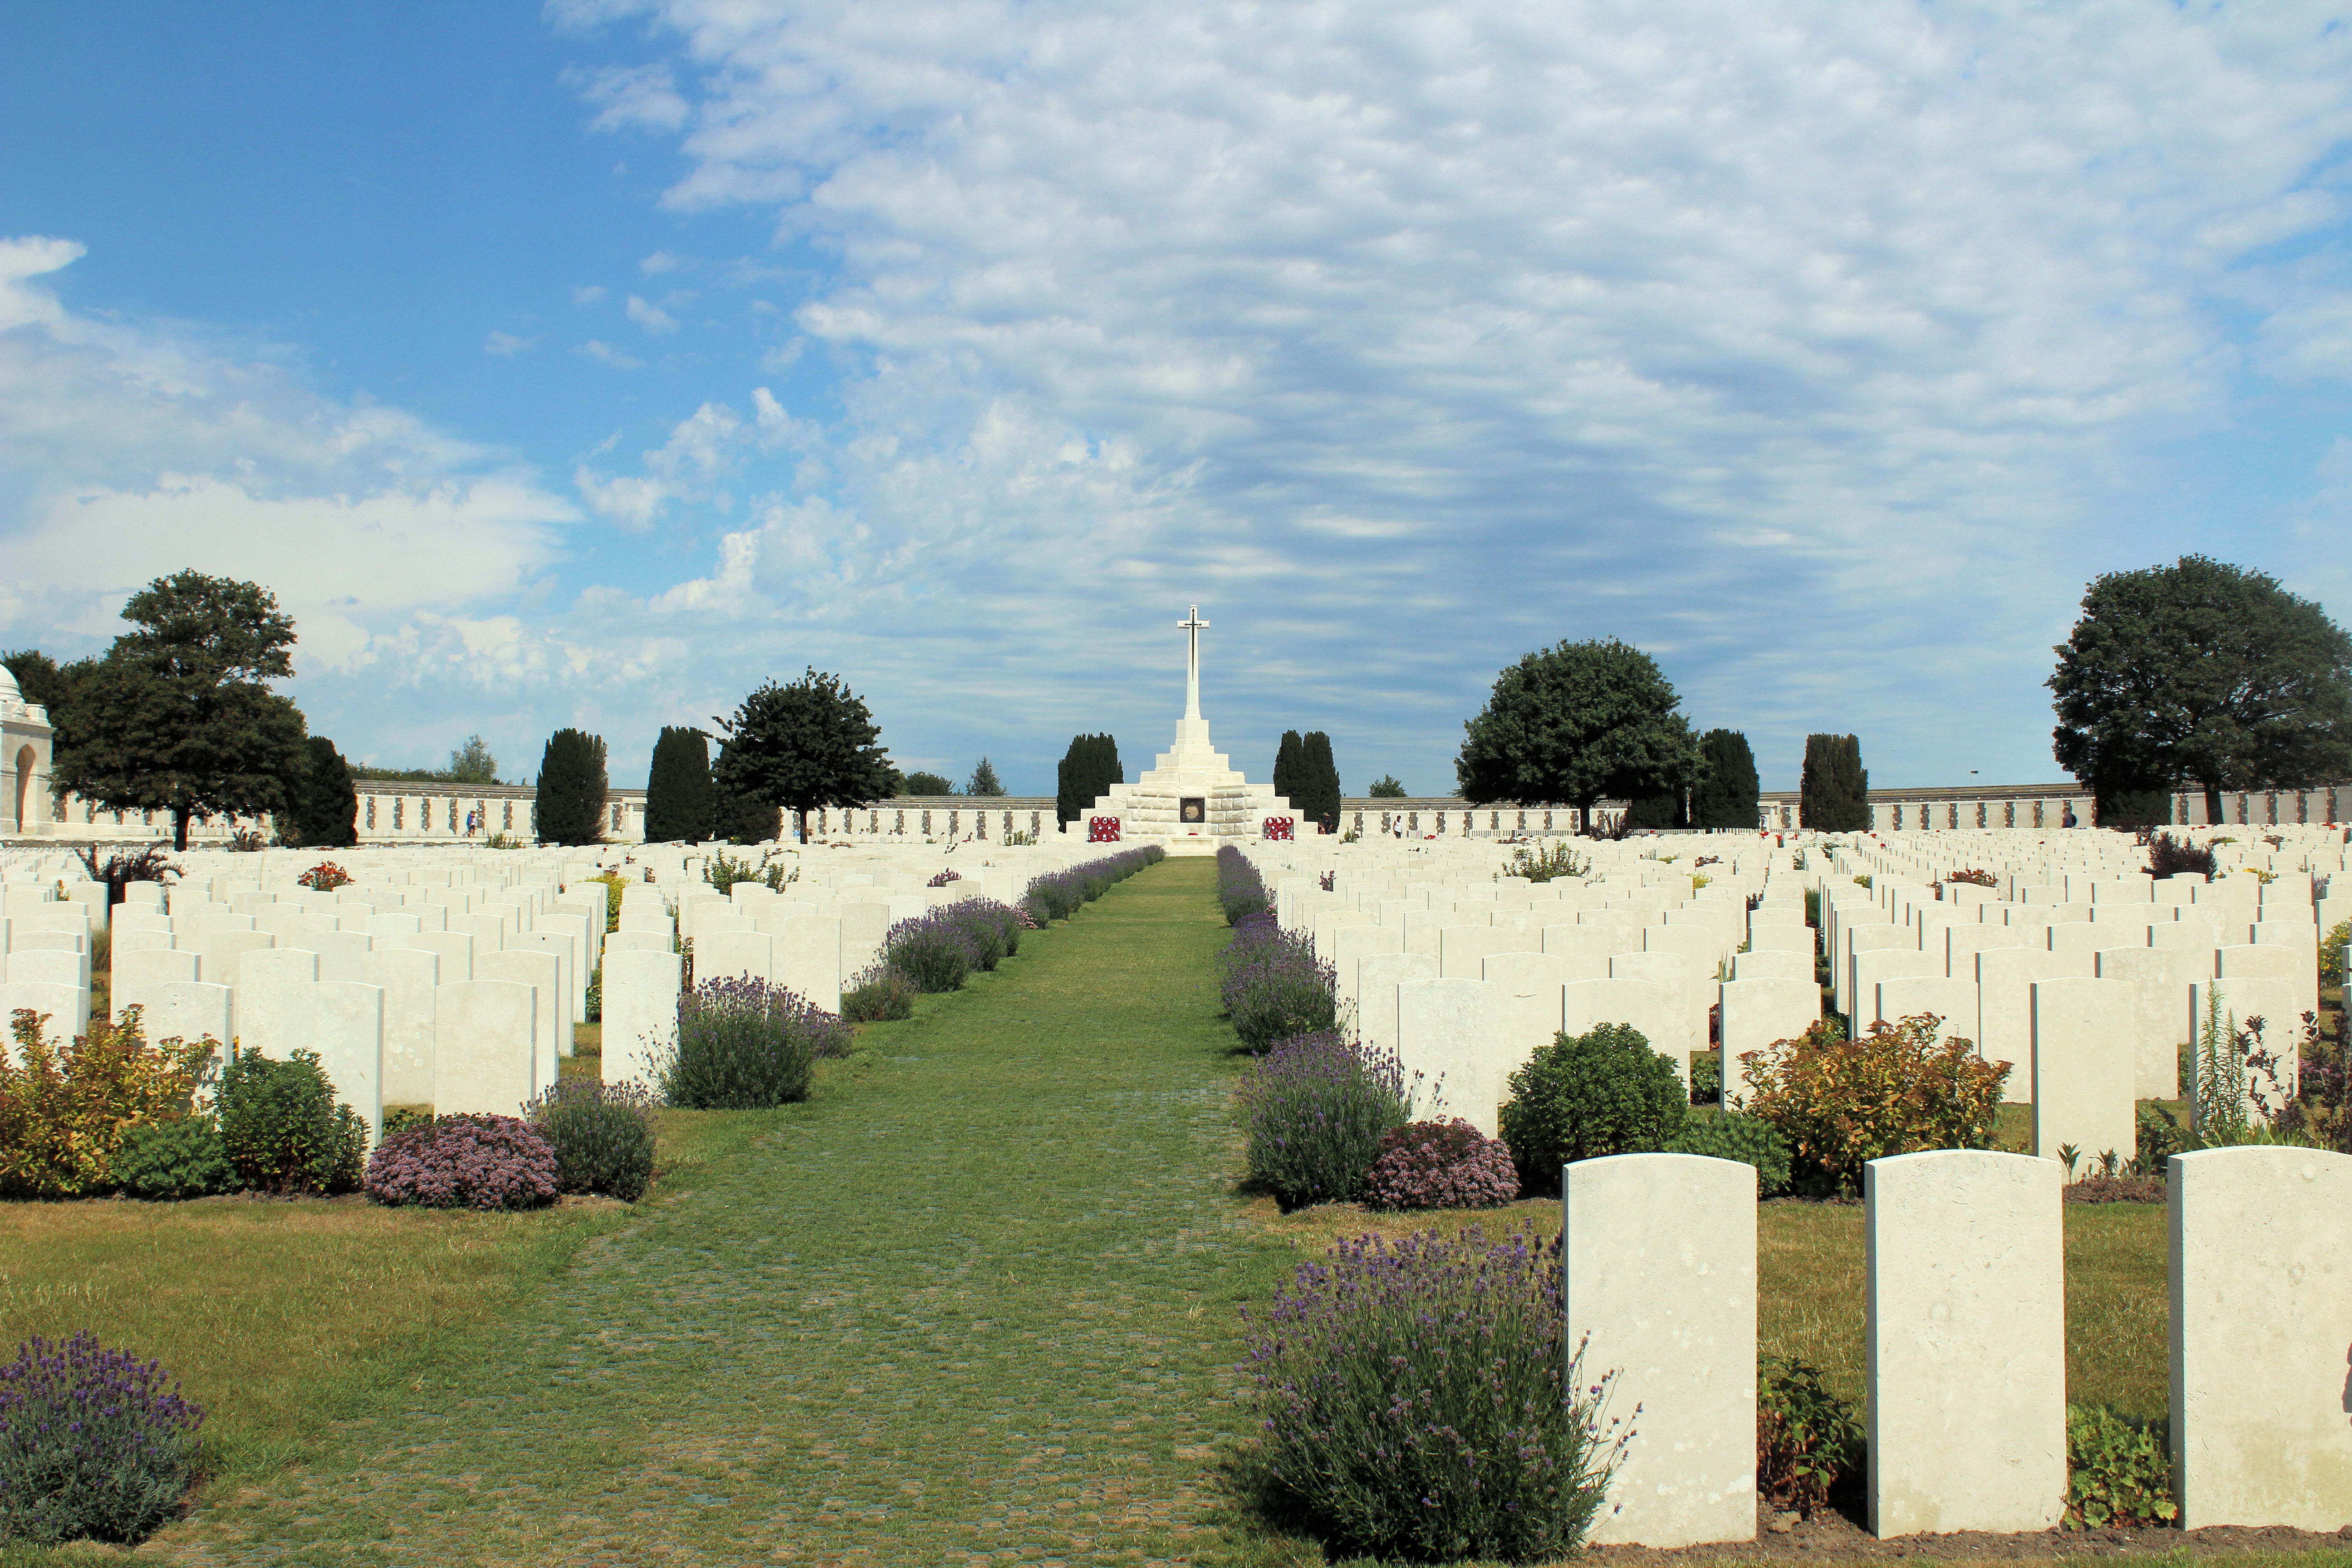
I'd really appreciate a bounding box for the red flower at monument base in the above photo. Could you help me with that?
[1263,816,1294,841]
[1088,816,1122,843]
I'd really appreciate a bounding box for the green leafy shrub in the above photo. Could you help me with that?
[1239,1228,1625,1562]
[526,1079,657,1202]
[382,1104,434,1139]
[664,977,845,1107]
[2065,1406,2176,1528]
[1498,1023,1686,1193]
[0,1007,216,1198]
[840,965,916,1022]
[1668,1112,1792,1197]
[0,1332,204,1546]
[1757,1355,1862,1519]
[214,1048,368,1196]
[2321,917,2348,989]
[109,1116,235,1200]
[1690,1050,1723,1104]
[1504,842,1588,882]
[1740,1014,2008,1196]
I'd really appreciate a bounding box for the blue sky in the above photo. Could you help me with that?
[5,1,2350,797]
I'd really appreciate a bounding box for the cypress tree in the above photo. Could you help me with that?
[1691,729,1761,830]
[1800,734,1869,832]
[643,726,714,843]
[284,735,358,848]
[1056,733,1122,824]
[535,729,610,846]
[1272,730,1304,805]
[1298,731,1342,828]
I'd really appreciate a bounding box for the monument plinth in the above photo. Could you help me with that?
[1083,605,1297,850]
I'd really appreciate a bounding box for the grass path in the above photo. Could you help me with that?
[150,856,1302,1568]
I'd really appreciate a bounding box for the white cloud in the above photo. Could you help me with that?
[572,284,608,306]
[625,293,679,333]
[639,250,687,274]
[484,330,538,356]
[0,236,578,686]
[578,338,645,368]
[551,0,2352,787]
[562,61,690,133]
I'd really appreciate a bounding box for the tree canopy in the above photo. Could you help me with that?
[445,734,500,785]
[1692,729,1761,830]
[282,735,358,848]
[534,730,610,846]
[1367,774,1407,799]
[1800,735,1869,832]
[644,726,715,843]
[48,571,309,851]
[1454,639,1699,818]
[900,771,955,796]
[1055,734,1122,824]
[965,757,1007,797]
[2049,556,2352,826]
[712,668,896,843]
[1294,731,1342,827]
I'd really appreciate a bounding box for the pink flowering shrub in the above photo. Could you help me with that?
[1362,1118,1519,1210]
[363,1113,558,1211]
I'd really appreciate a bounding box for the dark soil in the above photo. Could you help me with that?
[2063,1176,2166,1205]
[1586,1501,2352,1563]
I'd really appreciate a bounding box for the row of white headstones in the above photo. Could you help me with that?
[0,841,1097,1134]
[1247,830,2351,1542]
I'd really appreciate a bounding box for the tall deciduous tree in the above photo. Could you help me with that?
[712,668,896,844]
[283,735,358,848]
[535,729,610,846]
[49,572,309,852]
[710,755,783,843]
[1455,639,1700,824]
[1692,729,1761,830]
[966,757,1007,797]
[1800,735,1869,831]
[1055,733,1122,824]
[445,734,500,784]
[2049,556,2352,827]
[643,726,715,843]
[1367,774,1407,798]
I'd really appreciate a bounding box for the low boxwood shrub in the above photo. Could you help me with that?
[526,1079,657,1202]
[1667,1112,1793,1197]
[1239,1228,1624,1562]
[1690,1050,1723,1105]
[840,964,916,1022]
[1219,916,1337,1050]
[2064,1406,2176,1528]
[1499,1022,1687,1193]
[882,912,976,993]
[1757,1355,1862,1520]
[1236,1031,1412,1210]
[215,1047,368,1196]
[0,1332,205,1547]
[0,1006,216,1199]
[363,1113,559,1210]
[1740,1014,2009,1196]
[1362,1117,1518,1210]
[664,976,846,1107]
[109,1116,236,1200]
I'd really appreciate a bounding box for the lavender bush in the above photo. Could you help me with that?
[1236,1030,1412,1209]
[1216,844,1269,924]
[1219,914,1337,1050]
[935,897,1020,971]
[1239,1228,1625,1563]
[664,975,848,1106]
[841,964,917,1022]
[0,1332,204,1546]
[363,1114,559,1210]
[525,1079,658,1202]
[882,912,978,992]
[1021,847,1163,925]
[1362,1118,1520,1210]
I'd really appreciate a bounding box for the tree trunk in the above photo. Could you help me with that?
[2203,784,2225,828]
[173,805,190,853]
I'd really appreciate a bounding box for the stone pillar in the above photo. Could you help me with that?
[1564,1153,1757,1547]
[2170,1146,2352,1529]
[603,948,680,1092]
[1866,1149,2064,1538]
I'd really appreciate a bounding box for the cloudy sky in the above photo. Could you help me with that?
[4,2,2349,796]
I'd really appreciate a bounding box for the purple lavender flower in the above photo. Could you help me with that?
[0,1331,204,1545]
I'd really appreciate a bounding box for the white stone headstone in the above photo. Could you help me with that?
[602,948,680,1093]
[432,978,536,1116]
[304,980,385,1140]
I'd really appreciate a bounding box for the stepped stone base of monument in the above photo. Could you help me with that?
[1084,716,1297,850]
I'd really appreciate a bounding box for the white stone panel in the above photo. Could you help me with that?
[2094,946,2195,1099]
[478,948,563,1096]
[1357,951,1438,1064]
[1481,951,1574,1070]
[778,916,843,1014]
[1396,976,1502,1135]
[237,948,320,1059]
[304,980,385,1140]
[432,979,537,1116]
[2029,978,2137,1164]
[365,947,440,1107]
[603,948,680,1093]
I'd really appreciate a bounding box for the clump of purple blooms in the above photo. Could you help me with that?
[1362,1118,1520,1210]
[1020,846,1162,923]
[363,1113,559,1210]
[1216,845,1269,925]
[1219,914,1337,1050]
[1238,1229,1625,1563]
[662,975,849,1107]
[524,1078,659,1202]
[882,910,981,992]
[1235,1029,1411,1209]
[0,1332,205,1546]
[841,963,918,1022]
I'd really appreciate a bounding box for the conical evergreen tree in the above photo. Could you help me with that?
[966,756,1007,797]
[1800,734,1869,832]
[284,735,358,848]
[1055,733,1122,824]
[1298,731,1342,828]
[534,729,609,846]
[1272,730,1304,805]
[1691,729,1761,830]
[643,726,715,843]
